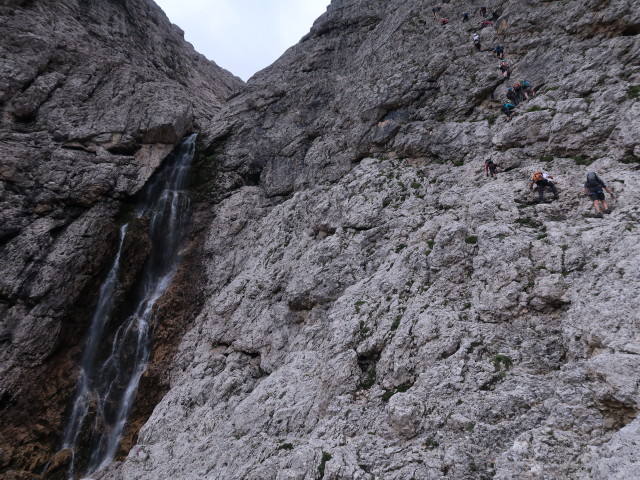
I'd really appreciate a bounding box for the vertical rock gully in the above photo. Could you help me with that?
[58,135,196,478]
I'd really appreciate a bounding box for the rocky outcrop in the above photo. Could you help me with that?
[95,0,640,479]
[0,0,242,476]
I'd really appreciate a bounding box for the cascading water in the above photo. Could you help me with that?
[60,134,197,478]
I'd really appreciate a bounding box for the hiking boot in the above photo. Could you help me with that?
[595,212,604,218]
[605,209,611,214]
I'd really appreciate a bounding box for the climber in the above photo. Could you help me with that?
[481,20,492,27]
[499,60,510,78]
[493,45,505,59]
[473,33,481,50]
[501,102,516,121]
[479,6,487,17]
[506,86,519,105]
[584,172,614,217]
[530,171,559,203]
[513,82,524,102]
[441,17,448,25]
[432,5,442,18]
[523,80,534,99]
[485,159,498,179]
[462,11,469,22]
[491,10,500,21]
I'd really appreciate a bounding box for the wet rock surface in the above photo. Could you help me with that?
[97,0,640,479]
[0,0,241,476]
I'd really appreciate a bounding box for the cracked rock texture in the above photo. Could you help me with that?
[0,0,241,476]
[4,0,640,479]
[96,0,640,479]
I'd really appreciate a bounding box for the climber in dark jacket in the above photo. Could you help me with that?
[462,11,469,22]
[493,45,504,59]
[584,172,614,217]
[499,60,510,78]
[485,159,498,179]
[522,80,534,100]
[513,82,524,103]
[506,86,518,105]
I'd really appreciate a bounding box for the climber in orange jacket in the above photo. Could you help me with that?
[530,171,559,203]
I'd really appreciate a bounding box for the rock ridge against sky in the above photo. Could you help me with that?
[154,0,331,81]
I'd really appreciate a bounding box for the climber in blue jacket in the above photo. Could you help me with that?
[501,102,516,121]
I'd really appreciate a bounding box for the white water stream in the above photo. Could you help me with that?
[60,134,196,478]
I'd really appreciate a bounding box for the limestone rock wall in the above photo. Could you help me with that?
[0,0,242,476]
[98,0,640,479]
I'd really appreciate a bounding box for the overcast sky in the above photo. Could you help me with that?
[155,0,331,81]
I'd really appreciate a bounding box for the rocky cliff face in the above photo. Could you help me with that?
[4,0,640,479]
[96,0,640,478]
[0,0,241,476]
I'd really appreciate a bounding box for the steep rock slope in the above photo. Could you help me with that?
[96,0,640,479]
[100,0,640,478]
[7,0,638,478]
[0,0,242,476]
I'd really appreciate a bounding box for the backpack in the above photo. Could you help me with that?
[586,172,601,189]
[533,172,544,182]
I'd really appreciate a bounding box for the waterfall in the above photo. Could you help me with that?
[60,134,197,478]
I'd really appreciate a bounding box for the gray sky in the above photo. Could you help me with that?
[155,0,331,81]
